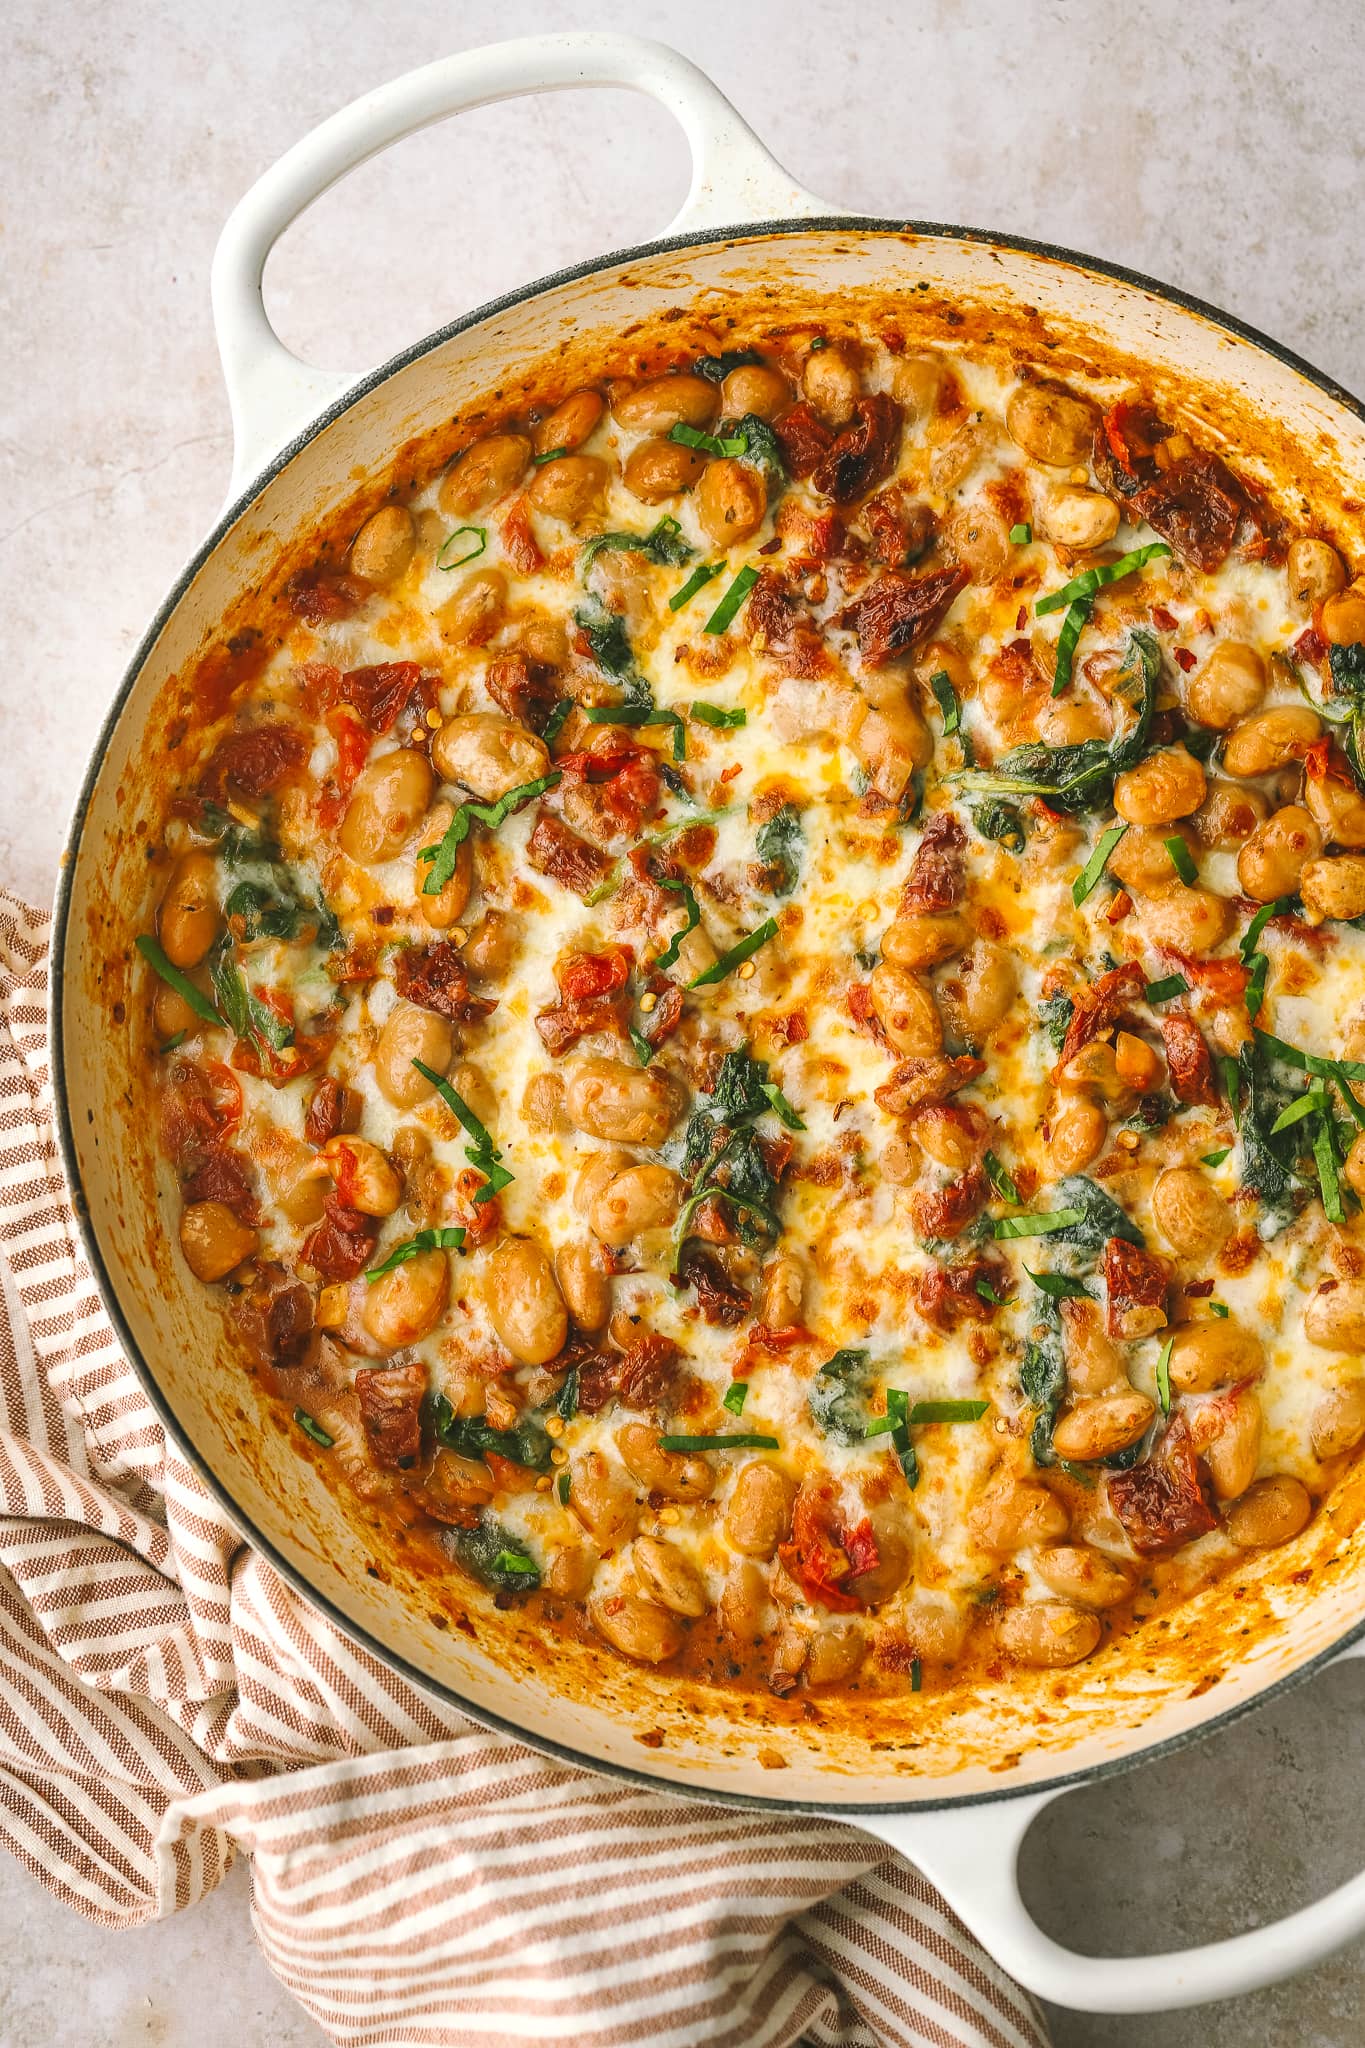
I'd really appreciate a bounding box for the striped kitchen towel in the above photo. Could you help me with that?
[0,888,1049,2048]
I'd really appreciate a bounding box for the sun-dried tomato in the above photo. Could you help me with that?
[811,394,903,505]
[1057,963,1146,1070]
[1160,1014,1217,1107]
[899,811,967,915]
[301,1195,379,1281]
[1104,1237,1171,1341]
[356,1361,427,1469]
[199,724,308,802]
[1108,1422,1216,1554]
[395,943,498,1021]
[526,810,614,898]
[839,564,968,666]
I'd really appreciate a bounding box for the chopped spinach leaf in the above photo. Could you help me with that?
[755,803,804,895]
[441,1514,541,1593]
[958,629,1159,814]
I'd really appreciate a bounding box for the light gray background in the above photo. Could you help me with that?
[2,1,1363,2042]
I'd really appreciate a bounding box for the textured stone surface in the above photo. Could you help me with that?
[2,1,1364,2041]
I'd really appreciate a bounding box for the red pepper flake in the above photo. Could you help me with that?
[1105,889,1134,924]
[1151,605,1179,632]
[719,763,743,784]
[1174,646,1197,672]
[1015,604,1028,632]
[757,536,783,556]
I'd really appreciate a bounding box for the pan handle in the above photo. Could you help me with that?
[854,1637,1365,2014]
[211,33,833,494]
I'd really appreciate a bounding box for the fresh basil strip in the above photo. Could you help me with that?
[1155,1337,1173,1417]
[1027,1268,1091,1302]
[688,916,777,987]
[1210,1301,1230,1318]
[992,1206,1086,1240]
[1072,823,1129,908]
[909,1398,989,1424]
[1145,973,1190,1004]
[691,702,747,729]
[910,1657,923,1692]
[1165,834,1199,885]
[629,1026,656,1066]
[653,875,702,972]
[419,771,562,893]
[1035,542,1173,618]
[493,1549,540,1575]
[723,1382,749,1415]
[983,1149,1021,1205]
[1255,1028,1365,1084]
[365,1225,466,1280]
[1010,522,1032,545]
[975,1277,1009,1306]
[294,1409,334,1448]
[669,422,747,458]
[1239,896,1297,961]
[1050,596,1091,698]
[411,1060,512,1202]
[928,668,960,736]
[557,1367,579,1421]
[704,565,760,636]
[1270,1085,1331,1136]
[1201,1147,1232,1167]
[657,1431,779,1452]
[436,526,487,570]
[136,935,226,1029]
[533,446,568,465]
[1313,1107,1347,1223]
[541,697,573,745]
[760,1081,806,1130]
[670,563,722,612]
[556,1472,572,1505]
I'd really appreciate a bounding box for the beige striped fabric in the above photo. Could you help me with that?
[0,888,1049,2048]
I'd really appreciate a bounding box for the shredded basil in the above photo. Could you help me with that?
[1035,542,1173,618]
[436,526,486,570]
[704,565,760,636]
[723,1382,749,1416]
[983,1150,1022,1205]
[1050,596,1092,698]
[419,772,562,893]
[669,422,747,458]
[1010,522,1032,545]
[557,1472,572,1505]
[670,563,722,612]
[1202,1147,1232,1167]
[411,1061,512,1202]
[760,1081,805,1130]
[1145,974,1190,1004]
[928,668,960,736]
[1155,1336,1173,1417]
[653,875,702,972]
[992,1206,1086,1240]
[541,698,573,745]
[691,702,747,729]
[657,1431,779,1452]
[135,935,226,1030]
[1027,1268,1091,1302]
[294,1409,333,1448]
[365,1226,466,1280]
[1072,823,1129,908]
[905,1399,989,1425]
[688,917,777,987]
[1165,834,1199,885]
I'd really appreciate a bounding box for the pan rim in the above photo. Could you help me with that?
[49,210,1365,1818]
